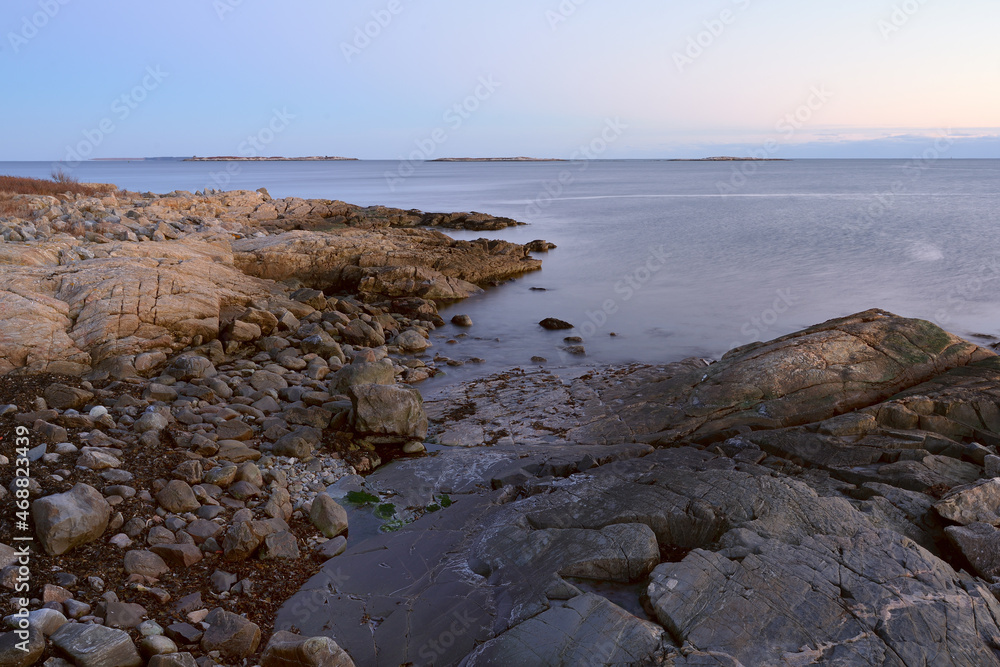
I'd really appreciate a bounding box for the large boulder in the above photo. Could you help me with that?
[945,523,1000,579]
[349,384,428,440]
[328,360,395,395]
[309,494,348,539]
[567,309,994,446]
[43,383,94,410]
[33,483,111,555]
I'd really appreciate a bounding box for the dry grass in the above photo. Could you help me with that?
[0,173,115,220]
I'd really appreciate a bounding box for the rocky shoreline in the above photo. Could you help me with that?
[4,184,1000,666]
[0,184,549,665]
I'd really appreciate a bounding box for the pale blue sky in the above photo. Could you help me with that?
[2,0,998,160]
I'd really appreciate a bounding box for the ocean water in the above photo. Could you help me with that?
[3,159,999,385]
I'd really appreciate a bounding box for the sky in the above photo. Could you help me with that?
[1,0,998,160]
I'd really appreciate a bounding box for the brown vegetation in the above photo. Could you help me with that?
[0,172,116,219]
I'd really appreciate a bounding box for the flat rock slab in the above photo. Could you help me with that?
[51,623,143,667]
[280,423,1000,666]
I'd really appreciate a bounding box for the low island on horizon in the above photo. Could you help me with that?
[668,156,791,161]
[184,156,358,162]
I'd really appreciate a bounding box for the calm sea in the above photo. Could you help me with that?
[4,159,999,385]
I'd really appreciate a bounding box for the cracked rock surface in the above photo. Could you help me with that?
[277,310,1000,665]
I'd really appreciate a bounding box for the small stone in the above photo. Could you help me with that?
[0,627,44,666]
[173,460,204,485]
[222,523,262,562]
[102,601,147,629]
[144,383,179,402]
[149,652,199,667]
[216,419,254,441]
[235,461,263,487]
[250,370,288,392]
[147,526,177,546]
[151,543,204,568]
[215,440,260,464]
[451,314,473,327]
[211,570,239,593]
[174,593,204,616]
[403,441,426,454]
[64,599,92,620]
[77,448,121,470]
[273,426,322,459]
[164,354,217,381]
[4,608,67,636]
[134,411,169,433]
[318,536,348,558]
[43,584,73,603]
[44,384,94,410]
[139,635,179,658]
[124,550,170,579]
[259,531,300,560]
[157,480,200,513]
[204,464,238,487]
[110,533,133,548]
[392,329,431,352]
[200,608,261,660]
[986,454,1000,478]
[166,622,204,645]
[539,317,574,330]
[185,519,223,544]
[138,620,165,637]
[228,480,262,500]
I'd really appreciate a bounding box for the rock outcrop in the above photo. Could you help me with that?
[0,190,545,376]
[276,310,1000,665]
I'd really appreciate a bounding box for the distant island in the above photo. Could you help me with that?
[669,156,790,162]
[184,156,358,162]
[431,157,567,162]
